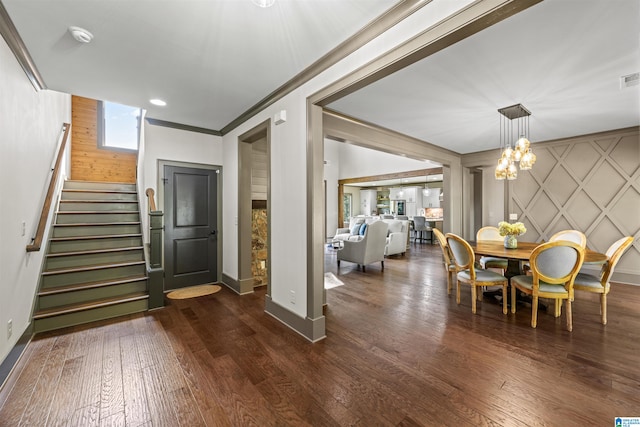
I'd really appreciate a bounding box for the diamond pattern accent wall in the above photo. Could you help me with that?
[509,128,639,282]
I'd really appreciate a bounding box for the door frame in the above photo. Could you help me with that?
[237,119,271,295]
[158,160,223,285]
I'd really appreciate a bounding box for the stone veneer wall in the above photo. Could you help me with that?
[252,208,268,286]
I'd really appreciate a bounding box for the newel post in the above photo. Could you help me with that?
[146,188,164,309]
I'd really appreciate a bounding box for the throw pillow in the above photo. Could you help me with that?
[359,223,367,236]
[350,224,360,235]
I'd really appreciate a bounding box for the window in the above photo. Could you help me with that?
[98,101,141,151]
[343,193,352,222]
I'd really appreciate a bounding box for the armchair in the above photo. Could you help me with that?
[383,219,409,256]
[338,220,389,272]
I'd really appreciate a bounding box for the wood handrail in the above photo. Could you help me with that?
[26,123,71,252]
[145,188,156,211]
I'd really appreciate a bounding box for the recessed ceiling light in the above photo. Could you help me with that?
[150,99,166,106]
[68,26,93,43]
[251,0,275,8]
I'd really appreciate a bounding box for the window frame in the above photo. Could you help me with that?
[343,193,352,222]
[97,100,141,152]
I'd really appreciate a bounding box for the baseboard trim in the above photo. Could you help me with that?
[264,295,326,342]
[0,323,33,396]
[221,273,255,295]
[612,272,639,286]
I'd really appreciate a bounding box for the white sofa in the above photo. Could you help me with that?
[333,216,377,242]
[332,217,409,257]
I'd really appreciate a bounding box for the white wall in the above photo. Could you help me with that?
[324,138,340,236]
[221,0,474,320]
[336,142,437,179]
[0,37,71,364]
[141,122,223,245]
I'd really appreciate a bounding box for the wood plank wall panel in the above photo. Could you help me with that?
[509,127,639,282]
[71,96,137,183]
[251,138,267,201]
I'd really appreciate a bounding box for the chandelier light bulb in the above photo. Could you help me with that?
[514,150,522,162]
[516,136,530,151]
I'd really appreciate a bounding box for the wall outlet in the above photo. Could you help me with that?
[7,319,12,339]
[289,290,295,304]
[21,221,26,236]
[509,213,518,221]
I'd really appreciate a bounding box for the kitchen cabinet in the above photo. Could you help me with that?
[422,190,440,208]
[360,189,377,215]
[389,187,402,200]
[406,202,417,217]
[404,187,417,203]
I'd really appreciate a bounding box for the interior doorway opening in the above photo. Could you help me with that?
[238,120,271,295]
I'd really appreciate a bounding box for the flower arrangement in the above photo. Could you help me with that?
[498,221,526,237]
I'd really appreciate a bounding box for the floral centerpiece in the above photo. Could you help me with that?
[498,221,526,249]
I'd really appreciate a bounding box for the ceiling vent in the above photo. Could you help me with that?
[620,72,639,89]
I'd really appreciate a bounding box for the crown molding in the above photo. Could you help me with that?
[145,117,222,136]
[0,1,46,90]
[220,0,430,135]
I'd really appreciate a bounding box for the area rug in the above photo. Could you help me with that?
[167,284,221,300]
[324,272,344,289]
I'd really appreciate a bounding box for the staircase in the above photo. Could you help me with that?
[33,180,149,333]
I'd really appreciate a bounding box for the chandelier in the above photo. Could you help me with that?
[495,104,536,180]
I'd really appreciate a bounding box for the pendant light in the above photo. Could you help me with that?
[495,104,536,180]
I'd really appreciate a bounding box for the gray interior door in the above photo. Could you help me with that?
[164,165,218,290]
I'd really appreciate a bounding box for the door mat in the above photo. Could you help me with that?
[324,272,344,289]
[167,284,221,300]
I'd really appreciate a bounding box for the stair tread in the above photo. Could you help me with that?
[50,233,142,242]
[34,292,148,319]
[54,222,141,227]
[60,199,138,203]
[47,246,144,258]
[57,210,139,214]
[43,260,145,275]
[39,275,147,296]
[63,189,137,194]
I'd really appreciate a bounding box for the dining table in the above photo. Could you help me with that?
[471,240,608,307]
[472,240,608,278]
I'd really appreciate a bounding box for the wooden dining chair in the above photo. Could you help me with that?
[445,233,508,314]
[549,229,587,248]
[433,228,455,295]
[574,236,633,325]
[476,226,508,273]
[511,241,584,331]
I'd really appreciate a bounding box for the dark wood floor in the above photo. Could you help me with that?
[1,242,639,426]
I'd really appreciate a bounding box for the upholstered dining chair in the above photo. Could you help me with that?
[445,233,508,314]
[549,229,587,248]
[412,216,432,243]
[574,236,633,325]
[511,241,584,331]
[433,228,455,295]
[476,226,508,273]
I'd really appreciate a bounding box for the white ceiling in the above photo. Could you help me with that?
[2,0,397,131]
[2,0,639,154]
[329,0,640,154]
